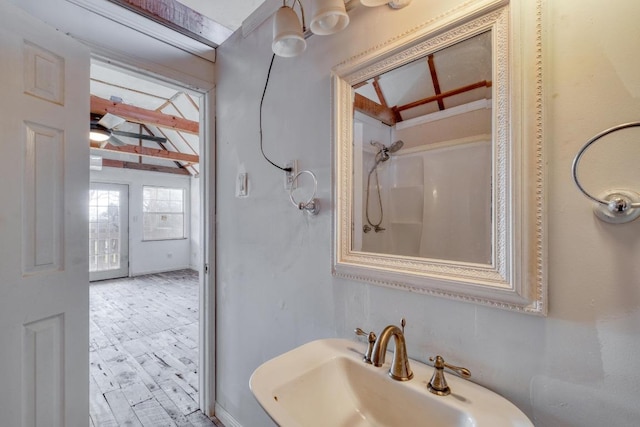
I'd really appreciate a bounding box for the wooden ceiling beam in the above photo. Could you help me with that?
[102,159,191,176]
[396,80,492,113]
[91,95,199,134]
[427,54,445,111]
[140,124,185,170]
[91,141,200,164]
[373,77,402,123]
[372,77,389,108]
[354,93,396,126]
[106,0,232,47]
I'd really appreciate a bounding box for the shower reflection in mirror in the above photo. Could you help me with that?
[363,140,404,234]
[351,30,492,264]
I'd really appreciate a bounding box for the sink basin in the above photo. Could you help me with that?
[250,339,533,427]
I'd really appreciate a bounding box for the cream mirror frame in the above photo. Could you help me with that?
[331,0,546,315]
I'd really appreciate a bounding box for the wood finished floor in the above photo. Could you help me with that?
[89,269,223,427]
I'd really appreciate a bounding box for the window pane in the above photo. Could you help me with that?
[143,186,155,201]
[156,187,170,201]
[97,255,109,270]
[110,254,120,269]
[97,191,109,206]
[170,188,183,201]
[142,186,186,240]
[97,205,109,222]
[169,201,183,213]
[109,190,120,205]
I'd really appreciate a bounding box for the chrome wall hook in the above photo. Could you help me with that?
[572,121,640,223]
[289,170,320,215]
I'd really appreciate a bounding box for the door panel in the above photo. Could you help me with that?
[0,1,90,426]
[90,183,130,281]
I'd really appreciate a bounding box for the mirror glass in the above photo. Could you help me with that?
[332,2,547,315]
[351,31,492,264]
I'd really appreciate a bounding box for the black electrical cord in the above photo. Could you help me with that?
[259,53,292,173]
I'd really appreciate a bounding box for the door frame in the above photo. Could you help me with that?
[89,56,217,415]
[9,0,217,415]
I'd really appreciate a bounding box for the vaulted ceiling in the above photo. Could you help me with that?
[90,62,201,176]
[354,30,492,126]
[89,0,273,176]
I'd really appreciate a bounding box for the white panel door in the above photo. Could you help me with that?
[90,183,130,281]
[0,1,90,426]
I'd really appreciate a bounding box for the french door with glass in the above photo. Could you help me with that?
[89,182,129,281]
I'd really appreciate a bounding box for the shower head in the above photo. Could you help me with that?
[388,140,404,153]
[370,139,403,171]
[370,140,404,154]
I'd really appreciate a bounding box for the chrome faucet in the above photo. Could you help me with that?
[371,318,413,381]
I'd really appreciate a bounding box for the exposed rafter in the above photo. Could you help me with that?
[102,159,191,176]
[91,141,199,164]
[106,0,232,47]
[354,93,396,126]
[396,80,492,113]
[427,55,445,111]
[373,77,402,123]
[91,95,199,134]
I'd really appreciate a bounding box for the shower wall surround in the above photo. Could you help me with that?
[215,0,640,426]
[354,112,492,263]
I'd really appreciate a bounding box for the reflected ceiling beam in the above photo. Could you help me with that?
[396,80,492,113]
[106,0,232,47]
[427,55,445,111]
[354,93,396,126]
[102,158,191,176]
[373,77,402,123]
[91,95,199,134]
[372,77,388,107]
[91,141,200,163]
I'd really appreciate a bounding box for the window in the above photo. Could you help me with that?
[89,188,122,272]
[143,186,186,240]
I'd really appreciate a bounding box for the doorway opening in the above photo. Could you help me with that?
[87,60,215,425]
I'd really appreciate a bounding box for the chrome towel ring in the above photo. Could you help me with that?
[572,121,640,223]
[289,170,320,215]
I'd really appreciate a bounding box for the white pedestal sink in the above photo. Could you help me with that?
[250,339,533,427]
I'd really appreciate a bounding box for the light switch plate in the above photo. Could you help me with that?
[236,172,248,197]
[284,160,298,191]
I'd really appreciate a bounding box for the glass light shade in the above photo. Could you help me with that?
[272,6,306,57]
[89,123,111,142]
[310,0,350,35]
[360,0,389,6]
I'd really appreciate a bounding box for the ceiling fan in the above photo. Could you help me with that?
[90,113,168,147]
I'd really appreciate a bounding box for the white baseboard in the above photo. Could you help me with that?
[131,265,193,276]
[215,403,243,427]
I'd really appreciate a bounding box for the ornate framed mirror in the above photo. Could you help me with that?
[331,0,546,315]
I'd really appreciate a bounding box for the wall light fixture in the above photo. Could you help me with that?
[272,0,412,57]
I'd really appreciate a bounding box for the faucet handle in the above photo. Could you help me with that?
[429,356,471,378]
[427,355,470,396]
[354,328,377,364]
